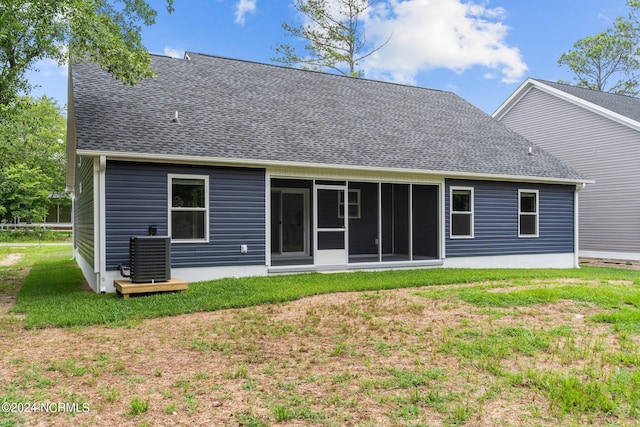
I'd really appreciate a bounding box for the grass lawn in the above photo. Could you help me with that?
[9,246,640,328]
[2,246,640,426]
[0,229,72,244]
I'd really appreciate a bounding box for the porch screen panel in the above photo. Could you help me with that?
[381,184,393,255]
[348,182,379,260]
[317,188,345,250]
[381,184,410,261]
[318,232,345,249]
[270,191,281,253]
[393,184,410,259]
[317,189,342,228]
[412,185,439,259]
[282,193,305,252]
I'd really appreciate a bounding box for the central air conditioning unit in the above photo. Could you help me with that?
[129,236,171,283]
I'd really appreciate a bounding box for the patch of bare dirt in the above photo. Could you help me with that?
[0,253,23,267]
[580,257,640,270]
[0,253,27,314]
[0,284,633,427]
[0,267,29,315]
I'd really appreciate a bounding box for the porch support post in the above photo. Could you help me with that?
[312,180,317,265]
[265,172,271,268]
[378,182,382,263]
[409,184,413,261]
[440,182,446,260]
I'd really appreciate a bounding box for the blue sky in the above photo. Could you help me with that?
[28,0,631,114]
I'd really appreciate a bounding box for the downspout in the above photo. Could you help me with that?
[92,159,100,289]
[98,156,107,293]
[71,194,76,260]
[574,182,586,268]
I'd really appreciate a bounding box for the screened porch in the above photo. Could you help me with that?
[270,178,440,269]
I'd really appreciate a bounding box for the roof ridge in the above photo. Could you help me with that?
[534,78,640,102]
[179,51,453,96]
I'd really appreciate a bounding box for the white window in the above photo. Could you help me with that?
[168,174,209,242]
[338,189,361,219]
[450,187,474,238]
[519,189,539,238]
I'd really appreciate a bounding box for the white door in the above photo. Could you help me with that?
[315,185,348,265]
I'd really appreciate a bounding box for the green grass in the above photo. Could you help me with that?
[0,245,65,268]
[0,229,72,243]
[7,245,640,328]
[5,247,640,425]
[416,278,640,312]
[127,396,149,416]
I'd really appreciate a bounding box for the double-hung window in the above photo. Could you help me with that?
[338,189,361,219]
[169,174,209,242]
[450,187,473,238]
[518,189,538,237]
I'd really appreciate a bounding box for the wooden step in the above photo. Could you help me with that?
[114,278,188,299]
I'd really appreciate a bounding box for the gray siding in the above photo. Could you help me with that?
[75,156,95,267]
[500,87,640,254]
[445,179,574,257]
[105,161,265,271]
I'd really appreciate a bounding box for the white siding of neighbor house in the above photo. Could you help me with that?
[499,87,640,258]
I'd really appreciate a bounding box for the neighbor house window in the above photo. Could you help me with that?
[519,189,538,237]
[450,187,473,238]
[338,189,361,219]
[169,174,209,242]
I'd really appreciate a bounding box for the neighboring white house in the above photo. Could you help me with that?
[494,78,640,261]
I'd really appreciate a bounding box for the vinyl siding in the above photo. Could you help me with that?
[105,161,265,271]
[75,156,95,267]
[500,88,640,254]
[445,179,574,257]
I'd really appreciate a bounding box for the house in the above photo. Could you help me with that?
[494,78,640,261]
[2,193,72,231]
[66,53,589,293]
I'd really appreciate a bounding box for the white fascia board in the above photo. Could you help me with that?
[76,149,593,186]
[494,78,640,133]
[492,78,536,120]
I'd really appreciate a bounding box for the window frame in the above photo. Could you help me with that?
[168,173,210,243]
[450,186,474,239]
[518,189,539,238]
[338,189,361,219]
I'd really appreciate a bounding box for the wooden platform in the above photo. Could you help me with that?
[114,278,188,299]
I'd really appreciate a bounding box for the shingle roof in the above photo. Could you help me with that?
[69,52,587,182]
[534,79,640,123]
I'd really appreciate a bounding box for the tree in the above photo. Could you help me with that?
[0,0,174,107]
[0,163,52,222]
[0,96,66,222]
[558,0,640,95]
[271,0,389,77]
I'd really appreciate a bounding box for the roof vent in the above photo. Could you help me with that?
[172,110,180,124]
[184,53,191,61]
[528,146,533,156]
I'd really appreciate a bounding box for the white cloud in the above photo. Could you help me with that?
[163,46,185,59]
[362,0,527,84]
[235,0,257,25]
